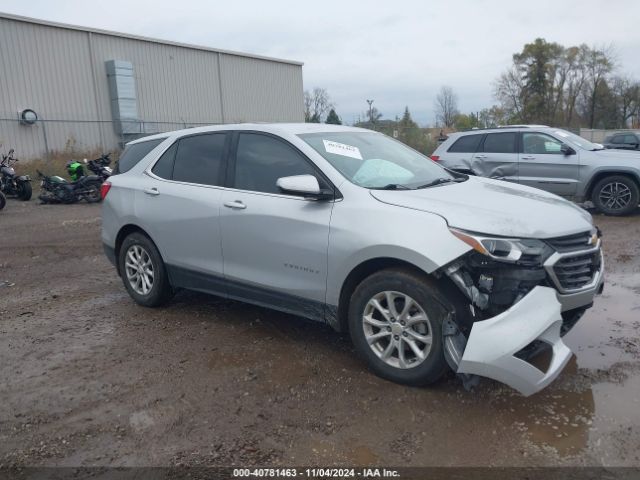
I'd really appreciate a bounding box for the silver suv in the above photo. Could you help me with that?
[432,125,640,215]
[101,124,604,396]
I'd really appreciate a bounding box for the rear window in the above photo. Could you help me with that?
[115,138,165,174]
[447,134,483,153]
[482,133,517,153]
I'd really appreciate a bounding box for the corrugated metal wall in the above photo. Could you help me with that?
[0,14,304,160]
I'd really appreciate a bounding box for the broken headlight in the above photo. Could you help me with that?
[449,228,552,266]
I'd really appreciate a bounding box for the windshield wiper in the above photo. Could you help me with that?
[375,183,412,190]
[415,177,465,189]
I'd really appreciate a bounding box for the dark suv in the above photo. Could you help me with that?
[604,132,640,151]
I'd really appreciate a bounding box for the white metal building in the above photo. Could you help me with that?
[0,13,304,159]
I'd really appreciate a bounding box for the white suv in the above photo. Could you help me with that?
[102,123,604,396]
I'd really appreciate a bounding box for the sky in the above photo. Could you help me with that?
[2,0,640,125]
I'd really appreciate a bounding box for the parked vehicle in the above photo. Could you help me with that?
[603,132,640,151]
[431,125,640,216]
[102,124,604,396]
[37,170,102,204]
[85,154,113,182]
[0,149,32,200]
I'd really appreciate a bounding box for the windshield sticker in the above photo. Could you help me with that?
[323,140,363,160]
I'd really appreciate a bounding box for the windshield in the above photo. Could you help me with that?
[298,132,454,189]
[551,129,601,151]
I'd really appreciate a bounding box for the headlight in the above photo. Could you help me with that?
[450,228,550,264]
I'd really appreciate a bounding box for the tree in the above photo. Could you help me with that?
[579,45,615,128]
[304,88,334,123]
[399,106,417,130]
[434,86,459,128]
[325,108,342,125]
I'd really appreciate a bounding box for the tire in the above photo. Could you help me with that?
[118,233,173,307]
[348,268,448,386]
[17,182,32,201]
[592,175,639,216]
[0,192,5,210]
[85,181,102,203]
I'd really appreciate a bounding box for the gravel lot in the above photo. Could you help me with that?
[1,200,639,467]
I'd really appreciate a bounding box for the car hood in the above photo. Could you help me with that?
[591,148,640,163]
[370,177,593,238]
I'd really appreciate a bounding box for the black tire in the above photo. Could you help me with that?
[348,268,448,386]
[118,233,173,307]
[17,182,32,201]
[592,175,639,216]
[85,182,102,203]
[0,192,5,210]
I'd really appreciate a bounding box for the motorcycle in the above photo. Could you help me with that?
[37,168,102,204]
[0,149,32,200]
[85,153,112,182]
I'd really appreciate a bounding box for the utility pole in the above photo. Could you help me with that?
[366,99,374,129]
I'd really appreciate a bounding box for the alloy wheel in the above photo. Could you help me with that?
[362,291,433,369]
[125,245,154,295]
[599,182,632,211]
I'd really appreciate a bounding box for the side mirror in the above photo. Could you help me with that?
[560,144,575,156]
[276,174,333,200]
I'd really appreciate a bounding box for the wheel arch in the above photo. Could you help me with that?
[585,170,640,199]
[335,257,432,333]
[114,224,161,276]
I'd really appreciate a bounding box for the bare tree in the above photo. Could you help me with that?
[304,87,334,122]
[434,86,459,128]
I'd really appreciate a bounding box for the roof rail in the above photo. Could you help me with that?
[496,124,550,129]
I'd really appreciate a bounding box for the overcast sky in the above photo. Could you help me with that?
[2,0,640,125]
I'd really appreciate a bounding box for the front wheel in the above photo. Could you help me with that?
[592,175,639,216]
[17,181,32,201]
[348,268,448,386]
[118,233,173,307]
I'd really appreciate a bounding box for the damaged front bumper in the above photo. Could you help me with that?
[456,286,572,396]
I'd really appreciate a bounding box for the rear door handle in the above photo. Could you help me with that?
[224,200,246,210]
[474,154,487,159]
[521,156,535,160]
[144,187,160,196]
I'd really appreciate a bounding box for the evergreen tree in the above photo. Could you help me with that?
[325,109,342,125]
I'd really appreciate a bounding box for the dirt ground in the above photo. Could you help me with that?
[1,199,639,468]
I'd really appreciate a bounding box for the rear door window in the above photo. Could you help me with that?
[482,133,517,153]
[115,138,165,174]
[151,142,177,179]
[172,133,228,186]
[447,134,483,153]
[624,134,638,144]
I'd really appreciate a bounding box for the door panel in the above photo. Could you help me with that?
[220,190,332,308]
[471,132,519,182]
[135,175,225,288]
[518,132,579,196]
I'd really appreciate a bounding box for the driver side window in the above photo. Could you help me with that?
[522,133,563,154]
[233,133,319,195]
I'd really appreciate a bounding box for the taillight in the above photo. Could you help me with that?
[430,155,440,161]
[100,181,112,200]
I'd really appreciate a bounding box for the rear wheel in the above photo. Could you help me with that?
[592,175,639,216]
[348,268,448,386]
[118,233,173,307]
[85,182,102,203]
[17,181,32,201]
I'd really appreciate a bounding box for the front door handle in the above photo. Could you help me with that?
[224,200,246,210]
[474,154,487,159]
[521,155,535,160]
[144,187,160,196]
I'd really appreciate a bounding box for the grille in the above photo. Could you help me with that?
[546,231,593,252]
[552,251,601,290]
